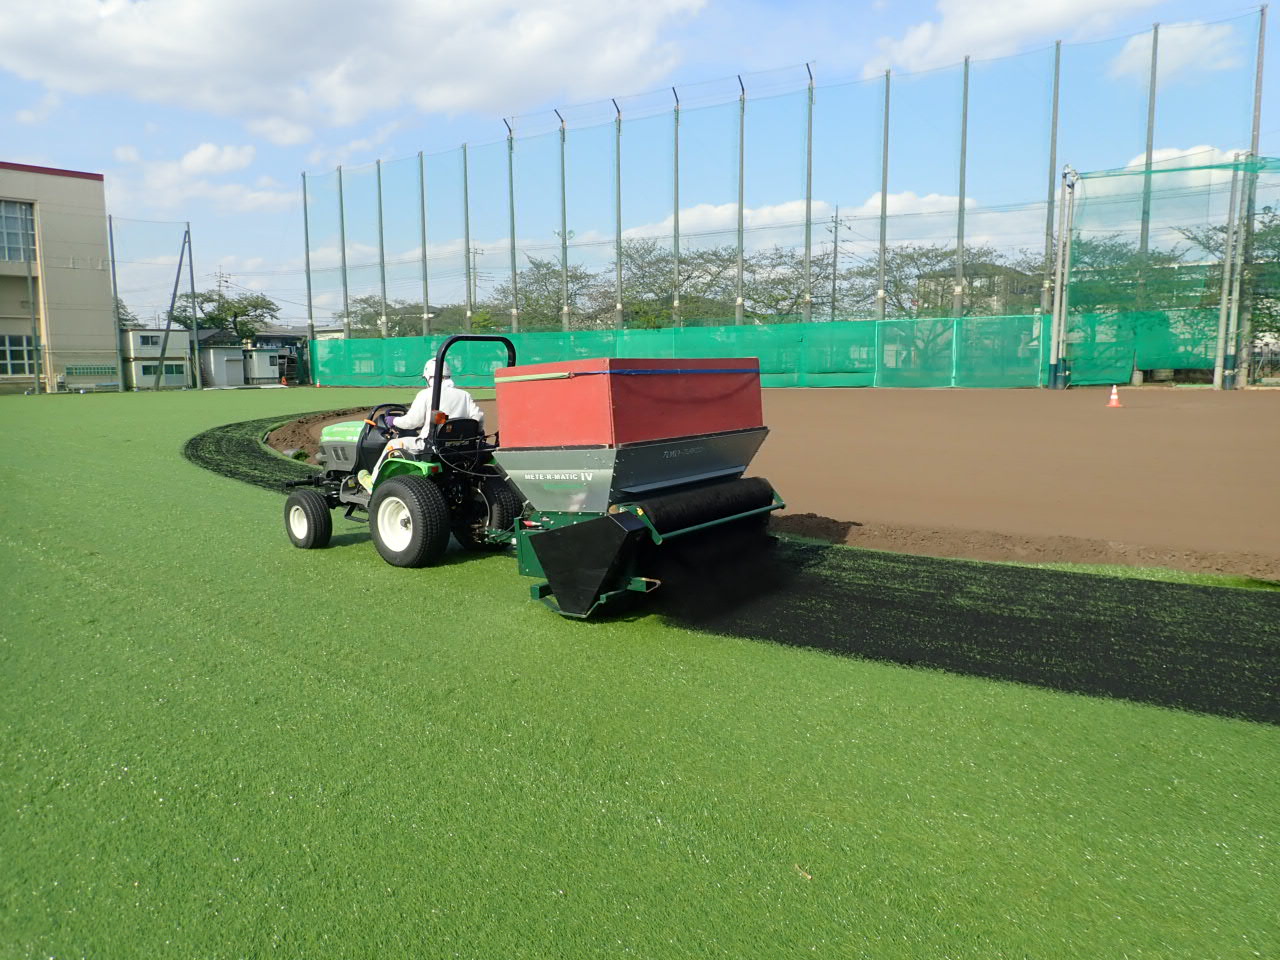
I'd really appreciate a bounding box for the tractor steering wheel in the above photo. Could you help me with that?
[364,406,408,439]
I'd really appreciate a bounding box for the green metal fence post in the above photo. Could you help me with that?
[877,70,890,322]
[376,159,388,337]
[462,143,473,332]
[736,75,746,326]
[953,56,969,320]
[613,99,623,330]
[302,173,315,343]
[557,110,570,332]
[672,88,682,328]
[418,151,430,336]
[506,119,520,333]
[107,213,125,391]
[337,165,350,338]
[802,64,814,323]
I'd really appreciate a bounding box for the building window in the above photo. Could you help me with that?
[0,334,34,375]
[269,355,278,366]
[1,200,36,263]
[65,364,116,377]
[140,335,160,346]
[164,363,183,375]
[141,364,157,376]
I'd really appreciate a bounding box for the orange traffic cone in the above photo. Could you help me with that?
[1106,385,1122,408]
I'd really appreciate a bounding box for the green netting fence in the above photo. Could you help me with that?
[1062,156,1280,385]
[312,315,1053,389]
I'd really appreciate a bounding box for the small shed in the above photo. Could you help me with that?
[201,346,246,387]
[244,347,282,384]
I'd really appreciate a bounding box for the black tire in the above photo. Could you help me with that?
[452,475,523,551]
[369,475,451,568]
[284,489,332,549]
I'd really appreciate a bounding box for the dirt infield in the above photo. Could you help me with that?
[265,387,1280,579]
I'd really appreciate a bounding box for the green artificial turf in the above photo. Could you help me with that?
[1,388,1278,959]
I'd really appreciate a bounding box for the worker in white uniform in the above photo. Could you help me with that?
[358,358,485,491]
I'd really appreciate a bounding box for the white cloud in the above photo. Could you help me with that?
[306,123,401,169]
[179,143,255,175]
[247,117,313,146]
[622,192,973,252]
[867,0,1159,75]
[15,90,59,124]
[110,153,296,215]
[1108,21,1243,87]
[0,0,703,136]
[113,144,140,163]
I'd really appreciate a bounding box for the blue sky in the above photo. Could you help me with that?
[0,0,1269,324]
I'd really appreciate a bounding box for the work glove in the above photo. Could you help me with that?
[383,414,396,430]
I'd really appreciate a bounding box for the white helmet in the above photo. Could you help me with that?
[422,358,452,381]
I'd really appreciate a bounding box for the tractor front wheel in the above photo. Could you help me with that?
[370,475,450,568]
[285,489,333,549]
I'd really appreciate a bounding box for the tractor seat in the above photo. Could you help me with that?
[432,418,487,470]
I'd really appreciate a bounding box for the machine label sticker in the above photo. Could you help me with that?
[663,445,705,459]
[523,471,594,482]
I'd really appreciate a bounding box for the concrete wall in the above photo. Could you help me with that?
[0,163,116,393]
[125,358,190,390]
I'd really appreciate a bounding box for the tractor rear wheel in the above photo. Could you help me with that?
[285,489,333,549]
[452,474,522,551]
[370,475,450,567]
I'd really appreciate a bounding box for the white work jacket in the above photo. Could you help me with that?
[395,378,485,436]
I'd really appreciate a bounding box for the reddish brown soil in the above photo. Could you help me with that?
[265,408,366,464]
[266,388,1280,580]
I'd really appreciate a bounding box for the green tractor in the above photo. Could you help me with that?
[284,334,784,619]
[283,335,522,567]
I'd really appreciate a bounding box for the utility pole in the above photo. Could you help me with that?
[830,206,839,321]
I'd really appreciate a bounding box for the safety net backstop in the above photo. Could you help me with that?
[311,315,1052,389]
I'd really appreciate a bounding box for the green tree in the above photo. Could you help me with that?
[487,253,605,331]
[173,289,281,340]
[341,294,429,338]
[114,296,141,328]
[1177,206,1280,339]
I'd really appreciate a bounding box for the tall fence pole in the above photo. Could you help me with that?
[557,110,570,331]
[802,64,814,322]
[672,89,681,328]
[613,99,624,329]
[376,159,388,337]
[877,70,890,322]
[462,142,473,332]
[301,173,315,342]
[1041,41,1062,318]
[25,246,41,393]
[1138,23,1159,256]
[418,151,430,336]
[953,55,970,319]
[151,230,187,391]
[1214,157,1243,389]
[736,75,746,325]
[1049,169,1072,388]
[107,213,125,391]
[505,120,520,333]
[186,220,202,389]
[1226,166,1250,386]
[1237,5,1268,387]
[337,165,350,338]
[831,205,839,321]
[1054,171,1075,389]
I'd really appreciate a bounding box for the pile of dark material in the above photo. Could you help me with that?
[653,537,1280,725]
[184,414,320,492]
